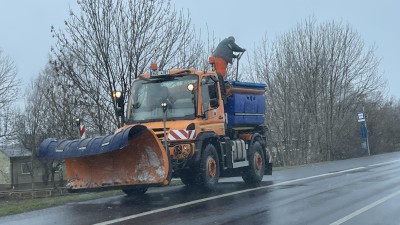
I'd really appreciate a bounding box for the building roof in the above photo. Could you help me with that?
[0,144,32,158]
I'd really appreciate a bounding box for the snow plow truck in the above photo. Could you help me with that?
[38,57,272,195]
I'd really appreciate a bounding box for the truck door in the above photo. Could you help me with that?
[201,76,220,120]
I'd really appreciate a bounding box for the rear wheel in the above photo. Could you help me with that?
[242,141,265,185]
[198,144,220,190]
[122,187,148,196]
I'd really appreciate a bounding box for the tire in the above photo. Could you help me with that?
[198,144,220,190]
[122,187,148,196]
[180,170,196,186]
[242,141,265,185]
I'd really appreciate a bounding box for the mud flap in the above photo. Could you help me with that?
[264,162,272,175]
[38,125,170,191]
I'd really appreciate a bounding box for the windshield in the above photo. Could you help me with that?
[128,74,197,123]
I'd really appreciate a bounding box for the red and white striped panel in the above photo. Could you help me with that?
[80,124,86,139]
[168,130,196,141]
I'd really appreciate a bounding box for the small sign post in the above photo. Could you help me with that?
[75,118,86,139]
[357,111,370,155]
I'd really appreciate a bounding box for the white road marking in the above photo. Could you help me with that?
[329,189,400,225]
[94,167,366,225]
[270,167,366,187]
[367,159,400,167]
[94,160,400,225]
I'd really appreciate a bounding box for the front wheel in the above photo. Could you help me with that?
[242,141,265,185]
[198,144,220,190]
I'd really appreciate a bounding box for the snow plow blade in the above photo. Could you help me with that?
[38,125,170,191]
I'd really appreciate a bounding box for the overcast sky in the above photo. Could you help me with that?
[1,0,399,99]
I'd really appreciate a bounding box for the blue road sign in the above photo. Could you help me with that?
[360,122,368,140]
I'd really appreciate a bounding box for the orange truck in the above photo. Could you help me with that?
[39,62,272,195]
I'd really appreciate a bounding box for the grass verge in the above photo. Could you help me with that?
[273,165,304,171]
[0,190,122,217]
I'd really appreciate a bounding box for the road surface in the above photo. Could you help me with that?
[1,151,400,225]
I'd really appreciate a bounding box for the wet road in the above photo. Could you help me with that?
[1,152,400,225]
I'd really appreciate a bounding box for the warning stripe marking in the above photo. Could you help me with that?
[168,130,196,140]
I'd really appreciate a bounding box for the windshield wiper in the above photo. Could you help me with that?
[146,75,176,83]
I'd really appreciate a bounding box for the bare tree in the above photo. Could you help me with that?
[50,0,205,130]
[14,68,70,188]
[0,106,18,141]
[251,18,385,165]
[0,48,19,110]
[0,48,20,141]
[366,97,400,154]
[38,63,85,139]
